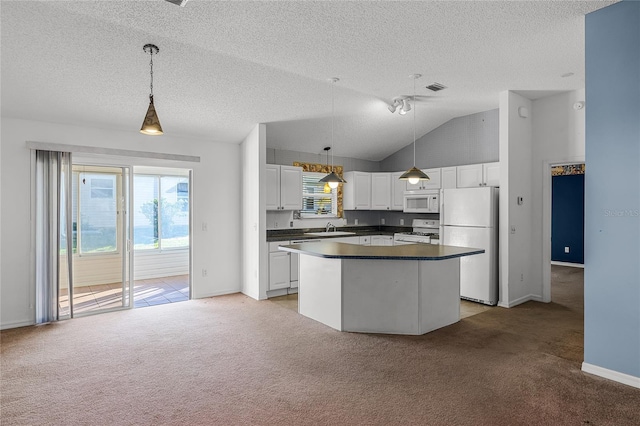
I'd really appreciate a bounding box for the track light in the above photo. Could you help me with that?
[388,98,401,113]
[388,97,412,115]
[400,98,411,114]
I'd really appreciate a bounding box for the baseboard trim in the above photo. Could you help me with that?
[1,319,35,331]
[582,362,640,389]
[499,294,542,308]
[551,261,584,268]
[193,289,240,299]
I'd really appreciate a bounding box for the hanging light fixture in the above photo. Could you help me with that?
[319,77,346,189]
[140,44,163,135]
[322,147,332,193]
[399,74,429,185]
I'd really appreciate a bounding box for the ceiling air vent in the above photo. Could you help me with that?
[425,82,447,92]
[164,0,189,6]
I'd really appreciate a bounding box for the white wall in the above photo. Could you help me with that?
[499,92,534,307]
[241,124,268,300]
[499,90,586,308]
[0,117,241,329]
[531,90,585,301]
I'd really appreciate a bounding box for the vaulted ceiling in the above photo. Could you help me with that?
[1,1,616,161]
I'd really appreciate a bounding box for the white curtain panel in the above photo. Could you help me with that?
[34,150,72,323]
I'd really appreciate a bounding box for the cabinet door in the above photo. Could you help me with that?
[290,252,299,287]
[371,173,391,210]
[269,251,290,290]
[265,165,281,210]
[280,165,303,210]
[371,235,393,246]
[391,172,406,210]
[422,168,441,190]
[344,172,371,210]
[483,162,500,187]
[441,167,457,189]
[456,164,483,188]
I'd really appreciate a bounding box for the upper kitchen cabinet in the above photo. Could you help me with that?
[343,171,371,210]
[456,162,500,188]
[371,173,392,210]
[441,167,457,189]
[482,162,500,187]
[406,168,441,190]
[266,164,303,210]
[391,171,406,210]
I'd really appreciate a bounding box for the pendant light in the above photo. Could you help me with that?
[140,44,163,135]
[399,74,429,184]
[322,147,332,193]
[319,77,346,189]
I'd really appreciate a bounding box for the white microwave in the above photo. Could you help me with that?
[403,190,440,213]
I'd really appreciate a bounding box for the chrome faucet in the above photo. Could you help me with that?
[325,222,336,232]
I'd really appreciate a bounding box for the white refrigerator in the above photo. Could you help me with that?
[441,187,498,305]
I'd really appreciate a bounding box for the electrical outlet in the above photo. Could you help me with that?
[290,221,294,227]
[202,222,208,231]
[354,219,359,225]
[202,269,208,277]
[400,219,404,225]
[381,218,386,225]
[564,246,570,253]
[274,222,278,228]
[510,226,516,234]
[520,273,523,282]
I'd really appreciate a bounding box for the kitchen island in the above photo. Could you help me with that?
[279,242,484,335]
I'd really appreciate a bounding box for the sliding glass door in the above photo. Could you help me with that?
[59,165,132,317]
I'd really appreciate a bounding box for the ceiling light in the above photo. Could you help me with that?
[140,44,163,136]
[319,78,346,189]
[388,99,401,113]
[399,74,430,185]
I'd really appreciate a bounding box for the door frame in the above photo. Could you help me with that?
[541,157,585,302]
[67,161,134,316]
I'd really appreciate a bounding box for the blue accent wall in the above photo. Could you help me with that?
[551,174,584,263]
[585,1,640,378]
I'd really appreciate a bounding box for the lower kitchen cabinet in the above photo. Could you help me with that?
[268,241,297,291]
[371,235,393,246]
[269,251,291,290]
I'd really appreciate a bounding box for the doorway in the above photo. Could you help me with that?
[542,160,585,303]
[59,165,132,317]
[58,164,192,316]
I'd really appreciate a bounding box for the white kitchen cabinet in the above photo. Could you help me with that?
[483,162,500,187]
[331,236,360,244]
[456,162,500,188]
[456,164,483,188]
[441,167,457,189]
[269,240,293,290]
[391,171,406,210]
[406,168,441,190]
[371,235,393,246]
[290,251,299,288]
[371,173,392,210]
[343,171,371,210]
[265,164,303,211]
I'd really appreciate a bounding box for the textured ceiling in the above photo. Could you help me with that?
[1,0,616,161]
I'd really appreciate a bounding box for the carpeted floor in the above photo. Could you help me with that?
[1,265,638,425]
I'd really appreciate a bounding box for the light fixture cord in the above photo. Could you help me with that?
[331,79,335,172]
[413,76,416,167]
[149,49,154,99]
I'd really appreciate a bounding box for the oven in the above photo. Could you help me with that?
[393,219,441,245]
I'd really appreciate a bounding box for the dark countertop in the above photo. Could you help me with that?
[279,241,484,260]
[267,226,410,242]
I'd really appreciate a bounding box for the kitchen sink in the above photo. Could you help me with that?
[304,231,357,236]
